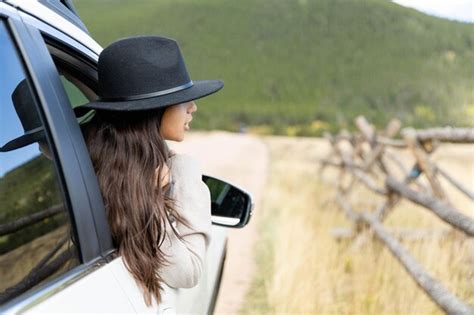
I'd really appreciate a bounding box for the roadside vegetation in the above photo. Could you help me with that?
[242,136,473,314]
[75,0,474,135]
[0,156,65,254]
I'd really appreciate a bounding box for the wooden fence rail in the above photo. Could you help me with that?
[320,116,474,315]
[0,204,63,236]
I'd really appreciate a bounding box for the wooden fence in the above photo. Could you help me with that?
[0,204,74,304]
[319,116,474,314]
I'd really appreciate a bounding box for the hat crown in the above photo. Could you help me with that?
[12,80,42,132]
[98,36,191,100]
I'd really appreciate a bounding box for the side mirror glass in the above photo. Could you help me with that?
[202,175,253,228]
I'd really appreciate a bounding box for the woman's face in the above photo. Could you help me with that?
[160,101,197,141]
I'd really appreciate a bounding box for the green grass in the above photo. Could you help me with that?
[75,0,474,135]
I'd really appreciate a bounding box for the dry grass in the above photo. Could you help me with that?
[0,226,77,293]
[242,136,474,314]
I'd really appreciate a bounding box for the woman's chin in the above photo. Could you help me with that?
[174,133,185,142]
[163,133,184,142]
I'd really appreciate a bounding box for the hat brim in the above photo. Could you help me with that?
[0,127,45,152]
[0,111,93,153]
[76,80,223,113]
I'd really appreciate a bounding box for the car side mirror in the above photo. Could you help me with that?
[202,175,253,228]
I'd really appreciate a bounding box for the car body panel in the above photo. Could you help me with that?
[22,223,226,314]
[23,259,136,314]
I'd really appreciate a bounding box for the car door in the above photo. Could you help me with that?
[0,5,139,314]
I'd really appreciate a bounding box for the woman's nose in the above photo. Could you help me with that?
[188,102,197,113]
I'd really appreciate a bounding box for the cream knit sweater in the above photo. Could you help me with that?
[157,154,212,288]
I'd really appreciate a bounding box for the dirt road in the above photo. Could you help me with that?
[169,131,269,314]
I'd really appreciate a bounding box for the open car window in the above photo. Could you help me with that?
[45,41,99,124]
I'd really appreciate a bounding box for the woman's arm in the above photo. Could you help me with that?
[156,154,212,288]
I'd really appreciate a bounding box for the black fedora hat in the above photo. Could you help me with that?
[75,36,223,113]
[0,80,46,152]
[0,80,94,152]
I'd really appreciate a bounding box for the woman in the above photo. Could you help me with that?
[78,35,223,307]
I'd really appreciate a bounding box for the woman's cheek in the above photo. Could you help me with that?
[172,123,185,141]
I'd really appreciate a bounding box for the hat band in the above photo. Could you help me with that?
[100,81,194,102]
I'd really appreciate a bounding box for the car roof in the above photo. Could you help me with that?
[4,0,102,55]
[41,0,88,32]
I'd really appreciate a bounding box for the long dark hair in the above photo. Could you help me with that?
[82,109,187,305]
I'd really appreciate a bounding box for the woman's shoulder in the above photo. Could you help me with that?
[169,153,203,179]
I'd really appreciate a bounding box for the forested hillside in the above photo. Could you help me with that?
[75,0,474,135]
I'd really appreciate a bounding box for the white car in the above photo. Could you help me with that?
[0,1,252,313]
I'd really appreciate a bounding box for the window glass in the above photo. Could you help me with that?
[59,74,95,124]
[43,40,99,125]
[60,75,89,106]
[0,21,79,305]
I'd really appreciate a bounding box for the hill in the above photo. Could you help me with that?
[74,0,474,135]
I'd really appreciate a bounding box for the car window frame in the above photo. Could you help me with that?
[0,4,113,313]
[14,0,126,257]
[41,36,117,258]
